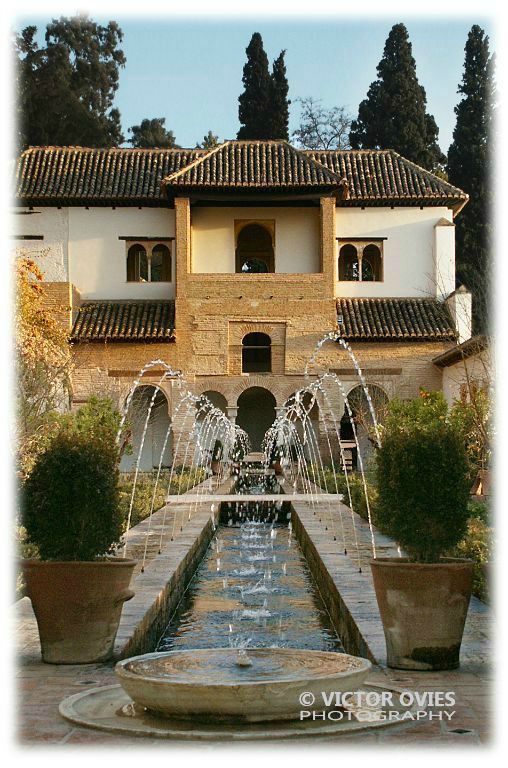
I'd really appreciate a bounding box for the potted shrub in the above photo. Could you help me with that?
[211,439,223,475]
[371,392,473,671]
[21,414,136,664]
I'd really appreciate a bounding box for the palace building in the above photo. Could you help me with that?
[14,140,472,468]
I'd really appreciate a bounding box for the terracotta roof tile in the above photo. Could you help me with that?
[15,142,467,208]
[15,147,201,206]
[162,141,341,189]
[337,298,456,341]
[71,300,175,342]
[307,149,466,207]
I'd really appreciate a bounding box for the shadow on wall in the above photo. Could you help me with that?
[120,385,172,472]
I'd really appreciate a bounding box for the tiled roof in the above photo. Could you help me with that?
[162,141,342,189]
[71,300,175,342]
[307,150,467,207]
[15,142,467,208]
[15,147,201,206]
[433,334,489,367]
[336,298,456,341]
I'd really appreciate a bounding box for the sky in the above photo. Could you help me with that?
[15,14,496,153]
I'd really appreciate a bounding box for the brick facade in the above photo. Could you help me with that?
[39,193,456,464]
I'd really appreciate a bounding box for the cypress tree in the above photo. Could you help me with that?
[15,15,125,149]
[350,23,445,171]
[269,50,290,140]
[448,26,495,332]
[237,33,272,139]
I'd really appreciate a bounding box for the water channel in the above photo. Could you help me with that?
[157,471,344,654]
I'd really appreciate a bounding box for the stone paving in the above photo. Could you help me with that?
[14,479,492,747]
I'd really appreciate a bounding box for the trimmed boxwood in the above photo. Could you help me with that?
[22,431,124,561]
[375,396,471,563]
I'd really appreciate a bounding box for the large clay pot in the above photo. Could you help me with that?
[22,559,136,664]
[370,558,473,671]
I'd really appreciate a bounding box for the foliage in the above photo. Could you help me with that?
[449,387,492,475]
[57,396,124,455]
[269,50,290,140]
[467,498,490,525]
[449,513,492,602]
[128,117,179,148]
[292,97,352,150]
[447,26,495,333]
[238,33,272,140]
[15,255,73,480]
[237,33,290,140]
[349,23,445,171]
[15,14,125,149]
[197,131,220,149]
[119,468,206,528]
[375,392,470,562]
[315,467,378,523]
[21,427,123,561]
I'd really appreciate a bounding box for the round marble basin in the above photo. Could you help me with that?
[115,648,372,722]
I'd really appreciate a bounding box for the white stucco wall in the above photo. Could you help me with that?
[434,219,455,299]
[335,207,454,298]
[68,208,176,299]
[191,206,320,273]
[441,350,492,407]
[12,208,69,281]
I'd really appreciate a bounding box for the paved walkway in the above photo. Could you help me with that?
[14,480,492,746]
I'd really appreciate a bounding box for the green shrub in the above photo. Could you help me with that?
[467,498,490,524]
[118,467,207,528]
[21,429,124,561]
[449,516,492,602]
[58,396,123,451]
[119,472,167,528]
[375,393,470,562]
[315,467,378,523]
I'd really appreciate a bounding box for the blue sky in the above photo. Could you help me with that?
[16,15,496,153]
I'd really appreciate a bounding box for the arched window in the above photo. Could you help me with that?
[236,223,274,273]
[242,332,271,373]
[362,244,382,281]
[126,242,172,282]
[339,244,359,281]
[127,244,148,282]
[151,244,172,282]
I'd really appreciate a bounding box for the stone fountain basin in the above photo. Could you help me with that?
[115,648,372,723]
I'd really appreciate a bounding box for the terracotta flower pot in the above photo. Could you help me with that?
[370,557,473,671]
[22,558,136,664]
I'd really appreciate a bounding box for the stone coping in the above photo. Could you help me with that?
[14,474,492,744]
[282,481,491,669]
[113,475,234,658]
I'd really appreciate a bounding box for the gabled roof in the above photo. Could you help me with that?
[162,140,342,190]
[14,141,467,209]
[71,300,175,342]
[337,297,457,341]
